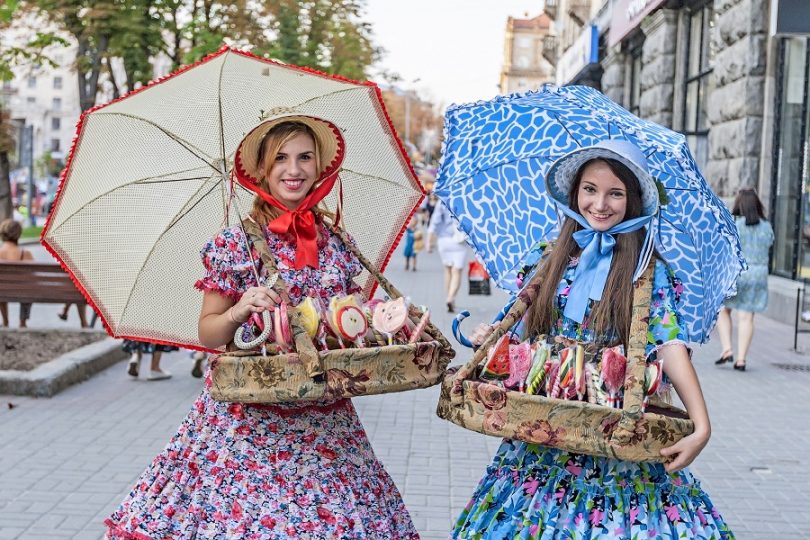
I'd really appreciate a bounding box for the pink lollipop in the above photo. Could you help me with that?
[407,309,431,344]
[273,303,291,352]
[372,298,409,345]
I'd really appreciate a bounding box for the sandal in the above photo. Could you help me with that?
[147,369,172,381]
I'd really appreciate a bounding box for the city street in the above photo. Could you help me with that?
[1,242,809,539]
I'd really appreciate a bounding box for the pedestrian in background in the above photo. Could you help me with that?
[0,219,34,328]
[123,339,176,380]
[715,188,774,372]
[428,200,467,312]
[402,217,423,271]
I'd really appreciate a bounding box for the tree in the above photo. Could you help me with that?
[0,0,65,220]
[263,0,381,80]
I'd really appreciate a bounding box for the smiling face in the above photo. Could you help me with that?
[575,160,628,232]
[261,132,319,210]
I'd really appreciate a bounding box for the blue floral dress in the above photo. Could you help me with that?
[105,222,418,539]
[452,259,735,540]
[723,217,774,313]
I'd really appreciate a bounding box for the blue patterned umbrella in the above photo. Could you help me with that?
[434,85,745,343]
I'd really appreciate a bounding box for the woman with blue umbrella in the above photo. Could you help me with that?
[447,140,735,538]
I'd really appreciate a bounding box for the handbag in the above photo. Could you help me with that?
[210,219,455,403]
[436,254,694,462]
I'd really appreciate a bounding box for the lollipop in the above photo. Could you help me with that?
[504,341,532,392]
[480,333,511,381]
[600,347,627,408]
[328,296,363,348]
[372,297,409,345]
[363,299,388,346]
[526,343,550,395]
[294,296,321,338]
[273,302,292,352]
[574,345,585,401]
[407,308,431,344]
[336,304,368,346]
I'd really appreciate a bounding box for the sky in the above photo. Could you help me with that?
[365,0,547,111]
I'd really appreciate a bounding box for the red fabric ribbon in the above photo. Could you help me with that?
[248,171,340,269]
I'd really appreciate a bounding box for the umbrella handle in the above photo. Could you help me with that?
[233,310,273,350]
[452,311,475,349]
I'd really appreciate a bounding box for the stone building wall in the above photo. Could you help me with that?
[638,10,679,128]
[601,50,627,105]
[704,0,769,197]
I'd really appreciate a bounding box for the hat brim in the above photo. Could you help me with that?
[545,146,659,217]
[234,115,345,188]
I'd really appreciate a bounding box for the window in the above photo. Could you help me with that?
[53,76,62,90]
[27,77,36,88]
[52,97,61,110]
[682,3,715,170]
[51,139,61,152]
[51,117,60,130]
[26,96,36,104]
[628,47,642,116]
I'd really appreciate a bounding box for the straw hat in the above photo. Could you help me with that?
[234,114,345,187]
[545,139,659,217]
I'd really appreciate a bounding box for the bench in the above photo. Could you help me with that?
[0,261,88,326]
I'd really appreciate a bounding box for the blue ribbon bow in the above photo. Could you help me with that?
[558,205,651,323]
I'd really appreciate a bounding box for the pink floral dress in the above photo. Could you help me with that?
[105,222,418,540]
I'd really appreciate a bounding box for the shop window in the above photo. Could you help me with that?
[682,3,715,170]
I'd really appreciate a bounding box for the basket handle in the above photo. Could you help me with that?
[242,219,324,379]
[330,225,455,359]
[447,247,551,405]
[611,260,656,445]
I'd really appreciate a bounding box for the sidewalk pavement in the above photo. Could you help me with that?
[1,243,809,539]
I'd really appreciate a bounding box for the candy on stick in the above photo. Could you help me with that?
[372,297,410,345]
[642,361,663,411]
[545,359,560,397]
[363,300,388,346]
[600,347,627,408]
[480,334,511,381]
[504,341,532,391]
[408,308,431,344]
[294,297,321,339]
[557,347,575,399]
[526,343,550,395]
[273,303,292,352]
[329,296,366,347]
[575,345,585,401]
[584,362,598,404]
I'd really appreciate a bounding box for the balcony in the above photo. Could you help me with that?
[544,0,558,20]
[542,36,559,65]
[568,0,590,25]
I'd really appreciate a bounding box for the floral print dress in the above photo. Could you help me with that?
[452,259,735,540]
[105,222,418,540]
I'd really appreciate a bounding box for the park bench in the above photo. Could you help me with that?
[0,261,88,326]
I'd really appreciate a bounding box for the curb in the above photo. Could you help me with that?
[0,337,126,397]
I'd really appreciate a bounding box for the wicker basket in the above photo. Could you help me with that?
[436,260,695,463]
[210,220,455,403]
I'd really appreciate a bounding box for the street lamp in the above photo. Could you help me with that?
[404,77,421,146]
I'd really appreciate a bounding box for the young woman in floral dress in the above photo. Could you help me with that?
[454,140,735,539]
[105,116,418,539]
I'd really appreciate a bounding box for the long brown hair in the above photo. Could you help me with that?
[250,121,338,227]
[524,158,646,348]
[731,188,765,226]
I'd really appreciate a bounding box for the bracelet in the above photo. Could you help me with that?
[227,306,240,324]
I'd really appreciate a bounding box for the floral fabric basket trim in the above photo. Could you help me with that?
[210,219,454,404]
[436,250,694,463]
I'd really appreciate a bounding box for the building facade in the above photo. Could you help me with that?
[547,0,810,323]
[500,12,556,94]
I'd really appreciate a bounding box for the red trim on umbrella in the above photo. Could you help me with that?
[40,44,422,349]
